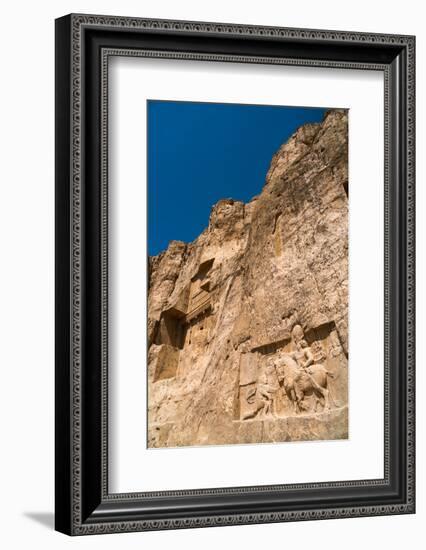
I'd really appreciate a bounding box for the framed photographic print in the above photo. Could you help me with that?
[55,14,415,535]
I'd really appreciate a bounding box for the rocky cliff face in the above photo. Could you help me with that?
[148,109,348,448]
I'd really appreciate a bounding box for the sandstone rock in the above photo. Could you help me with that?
[147,109,349,448]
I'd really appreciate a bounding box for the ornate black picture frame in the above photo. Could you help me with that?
[55,14,415,535]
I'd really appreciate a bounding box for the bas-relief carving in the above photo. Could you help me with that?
[239,323,347,420]
[147,110,350,447]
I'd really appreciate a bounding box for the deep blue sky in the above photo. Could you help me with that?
[147,100,326,256]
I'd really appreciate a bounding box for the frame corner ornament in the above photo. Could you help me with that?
[55,13,415,536]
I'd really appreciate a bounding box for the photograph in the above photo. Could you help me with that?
[147,101,349,448]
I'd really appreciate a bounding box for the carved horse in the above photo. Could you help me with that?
[243,382,277,420]
[275,354,335,414]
